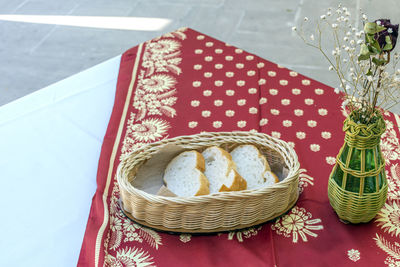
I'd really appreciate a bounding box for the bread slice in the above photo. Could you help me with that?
[230,144,279,189]
[202,146,247,194]
[163,150,210,197]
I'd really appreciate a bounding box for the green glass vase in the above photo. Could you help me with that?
[327,112,388,223]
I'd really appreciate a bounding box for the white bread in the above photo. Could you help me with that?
[163,150,210,197]
[230,144,279,189]
[202,146,247,194]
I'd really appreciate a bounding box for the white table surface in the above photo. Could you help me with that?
[0,55,121,266]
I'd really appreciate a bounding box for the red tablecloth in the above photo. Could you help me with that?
[78,28,400,266]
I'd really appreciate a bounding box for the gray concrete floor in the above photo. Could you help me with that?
[1,0,399,113]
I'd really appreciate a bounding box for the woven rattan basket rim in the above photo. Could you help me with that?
[117,131,300,204]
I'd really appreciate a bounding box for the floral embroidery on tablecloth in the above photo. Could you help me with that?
[105,247,155,267]
[104,182,163,255]
[374,234,400,266]
[271,206,323,243]
[226,226,262,242]
[347,249,361,262]
[376,201,400,238]
[179,234,192,243]
[298,169,314,193]
[381,119,400,163]
[120,28,186,158]
[105,28,188,264]
[387,164,400,200]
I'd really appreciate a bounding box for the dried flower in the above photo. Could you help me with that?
[293,4,400,124]
[373,19,398,51]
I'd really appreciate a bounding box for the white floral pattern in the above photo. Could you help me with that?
[347,249,360,262]
[272,206,323,243]
[298,169,314,193]
[105,247,155,267]
[226,226,262,242]
[376,201,400,238]
[374,234,400,266]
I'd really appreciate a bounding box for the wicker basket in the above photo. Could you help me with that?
[117,131,300,233]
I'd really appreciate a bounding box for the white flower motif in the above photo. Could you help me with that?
[206,41,214,47]
[105,247,154,267]
[188,121,198,128]
[271,131,281,138]
[321,131,331,139]
[289,71,298,77]
[195,49,203,54]
[294,109,303,116]
[269,89,278,95]
[249,88,257,94]
[235,48,243,54]
[142,74,176,93]
[249,107,258,114]
[296,132,306,139]
[270,109,280,115]
[191,100,200,107]
[225,56,233,61]
[376,201,400,237]
[214,100,223,106]
[315,88,324,95]
[226,90,235,96]
[302,79,311,85]
[194,64,202,70]
[202,110,211,117]
[308,120,317,127]
[310,144,320,152]
[260,118,268,126]
[257,62,265,68]
[215,80,223,86]
[128,118,169,142]
[292,88,301,95]
[148,39,180,54]
[179,234,192,243]
[280,80,288,86]
[226,110,235,117]
[236,80,245,87]
[192,81,201,87]
[381,140,399,161]
[283,120,292,127]
[204,72,212,78]
[215,49,223,54]
[237,99,246,106]
[203,90,212,96]
[268,71,277,77]
[225,72,234,78]
[326,156,336,165]
[281,99,290,106]
[271,206,323,243]
[259,97,267,104]
[318,109,328,116]
[305,98,314,105]
[347,249,360,262]
[213,121,222,128]
[288,142,295,148]
[236,63,244,69]
[204,56,213,62]
[197,35,205,40]
[215,64,223,69]
[246,55,254,60]
[247,70,256,76]
[237,120,247,128]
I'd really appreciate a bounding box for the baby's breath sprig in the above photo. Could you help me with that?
[292,4,399,124]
